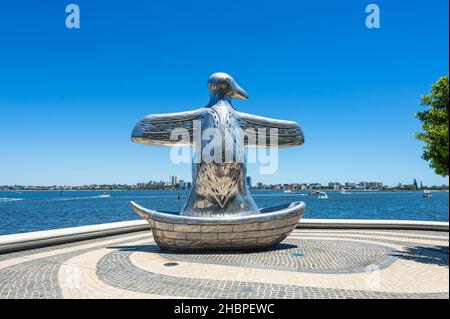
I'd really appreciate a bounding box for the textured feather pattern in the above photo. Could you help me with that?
[196,163,243,208]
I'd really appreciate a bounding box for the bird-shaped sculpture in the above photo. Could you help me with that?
[131,72,304,218]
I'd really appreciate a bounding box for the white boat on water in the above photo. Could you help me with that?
[340,189,351,195]
[423,190,432,198]
[318,191,328,199]
[98,193,111,198]
[283,190,292,193]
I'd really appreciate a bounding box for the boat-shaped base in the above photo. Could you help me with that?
[130,201,305,251]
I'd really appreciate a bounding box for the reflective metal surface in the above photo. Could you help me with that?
[131,201,305,251]
[131,72,305,218]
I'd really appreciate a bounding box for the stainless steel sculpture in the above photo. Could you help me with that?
[130,72,305,251]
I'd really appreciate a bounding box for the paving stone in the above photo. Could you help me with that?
[97,249,448,299]
[0,229,447,299]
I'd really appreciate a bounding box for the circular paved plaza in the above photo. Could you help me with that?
[0,228,448,299]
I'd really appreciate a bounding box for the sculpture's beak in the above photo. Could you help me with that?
[229,82,249,100]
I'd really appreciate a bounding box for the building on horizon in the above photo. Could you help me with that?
[358,181,383,189]
[344,182,357,188]
[309,183,322,189]
[169,176,178,186]
[246,176,252,188]
[328,181,342,190]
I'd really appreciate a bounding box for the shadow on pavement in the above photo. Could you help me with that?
[391,245,449,267]
[106,242,298,255]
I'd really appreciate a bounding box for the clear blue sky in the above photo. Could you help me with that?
[0,0,448,186]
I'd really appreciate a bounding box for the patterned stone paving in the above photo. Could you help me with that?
[0,232,151,299]
[97,248,447,299]
[0,228,448,299]
[290,233,449,250]
[160,239,395,273]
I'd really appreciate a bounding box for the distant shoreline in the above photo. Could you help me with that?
[1,188,448,192]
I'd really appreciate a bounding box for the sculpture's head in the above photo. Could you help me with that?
[207,72,249,101]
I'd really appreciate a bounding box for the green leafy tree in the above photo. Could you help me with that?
[415,76,449,177]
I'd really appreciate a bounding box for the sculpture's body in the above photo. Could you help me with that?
[130,73,305,251]
[184,99,259,217]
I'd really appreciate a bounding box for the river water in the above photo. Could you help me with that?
[0,190,448,235]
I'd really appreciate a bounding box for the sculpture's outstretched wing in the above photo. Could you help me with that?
[131,108,205,146]
[235,111,304,147]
